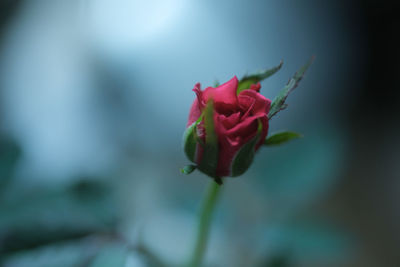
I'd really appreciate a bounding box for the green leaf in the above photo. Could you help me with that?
[264,131,303,146]
[268,57,314,119]
[183,115,203,162]
[231,120,262,177]
[180,164,197,174]
[198,100,219,178]
[237,61,283,94]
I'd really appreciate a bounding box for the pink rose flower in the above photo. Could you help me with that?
[184,76,271,178]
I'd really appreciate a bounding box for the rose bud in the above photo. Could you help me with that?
[182,59,313,183]
[183,76,270,181]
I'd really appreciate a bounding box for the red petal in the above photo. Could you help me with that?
[202,76,239,114]
[192,83,205,109]
[238,89,271,116]
[187,83,204,127]
[215,115,259,177]
[225,115,259,138]
[217,112,241,130]
[187,100,202,127]
[238,94,256,119]
[250,82,261,92]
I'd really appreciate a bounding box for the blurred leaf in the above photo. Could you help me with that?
[1,237,167,267]
[255,125,347,213]
[135,243,169,267]
[260,221,353,265]
[68,179,108,201]
[264,132,302,146]
[237,61,283,94]
[90,244,128,267]
[259,254,292,267]
[90,243,168,267]
[1,235,108,267]
[268,57,313,119]
[0,179,117,254]
[180,164,196,175]
[0,137,21,191]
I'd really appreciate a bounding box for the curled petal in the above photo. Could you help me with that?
[187,83,204,127]
[215,115,257,176]
[238,89,271,116]
[250,82,261,92]
[218,112,241,130]
[187,100,202,127]
[225,115,259,138]
[203,76,239,114]
[192,83,205,109]
[238,94,256,119]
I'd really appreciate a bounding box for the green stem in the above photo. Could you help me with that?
[188,180,222,267]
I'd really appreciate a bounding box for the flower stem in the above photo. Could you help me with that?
[188,180,222,267]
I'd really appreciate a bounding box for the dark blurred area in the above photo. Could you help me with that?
[332,0,400,266]
[0,0,399,266]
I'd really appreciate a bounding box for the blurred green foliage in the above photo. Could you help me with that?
[0,136,119,266]
[0,125,352,266]
[0,135,172,267]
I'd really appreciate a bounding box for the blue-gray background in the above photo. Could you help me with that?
[0,0,398,266]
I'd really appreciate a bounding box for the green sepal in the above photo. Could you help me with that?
[268,57,314,119]
[198,100,219,178]
[183,115,203,162]
[264,131,303,146]
[180,164,197,175]
[237,61,283,94]
[214,177,223,185]
[230,120,263,177]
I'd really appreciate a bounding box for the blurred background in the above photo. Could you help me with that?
[0,0,399,266]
